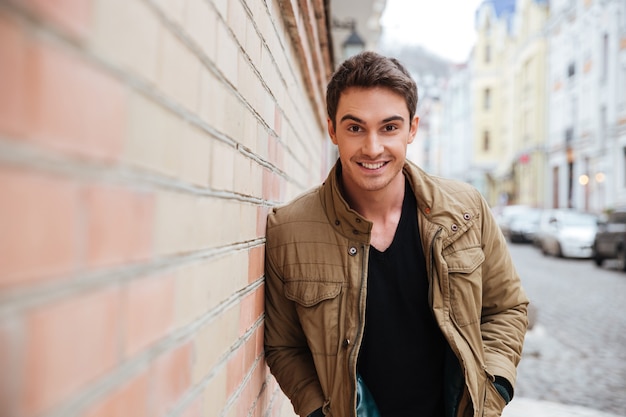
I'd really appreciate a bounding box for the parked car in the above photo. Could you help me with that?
[495,205,531,240]
[535,209,599,258]
[507,208,543,243]
[592,208,626,270]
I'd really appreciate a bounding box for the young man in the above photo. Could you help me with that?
[264,51,529,417]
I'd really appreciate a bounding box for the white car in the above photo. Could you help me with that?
[536,209,599,258]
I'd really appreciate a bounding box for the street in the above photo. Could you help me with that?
[507,242,626,416]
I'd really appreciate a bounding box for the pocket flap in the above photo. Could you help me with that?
[284,280,342,307]
[446,247,485,273]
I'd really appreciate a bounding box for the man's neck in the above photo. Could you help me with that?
[342,173,406,223]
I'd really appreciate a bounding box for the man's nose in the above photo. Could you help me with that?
[362,132,383,156]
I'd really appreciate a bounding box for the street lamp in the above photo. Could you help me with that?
[332,18,366,60]
[342,25,365,59]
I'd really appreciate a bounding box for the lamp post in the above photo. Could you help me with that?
[342,24,366,59]
[332,18,366,60]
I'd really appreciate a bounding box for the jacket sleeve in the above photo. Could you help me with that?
[478,195,530,392]
[264,241,325,416]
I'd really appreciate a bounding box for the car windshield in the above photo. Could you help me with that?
[561,212,597,227]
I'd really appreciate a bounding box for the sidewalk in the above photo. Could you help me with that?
[503,397,625,417]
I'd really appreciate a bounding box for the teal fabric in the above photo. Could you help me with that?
[356,374,381,417]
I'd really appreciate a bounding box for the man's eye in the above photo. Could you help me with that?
[348,125,362,132]
[383,125,397,132]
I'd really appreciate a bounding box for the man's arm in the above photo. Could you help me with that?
[264,252,325,416]
[479,196,530,397]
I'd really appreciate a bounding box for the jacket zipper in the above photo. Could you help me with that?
[428,227,443,308]
[429,227,467,417]
[348,243,368,417]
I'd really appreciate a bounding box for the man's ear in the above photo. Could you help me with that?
[327,118,338,145]
[408,116,419,144]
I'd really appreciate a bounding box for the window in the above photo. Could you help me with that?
[484,88,491,110]
[601,33,609,84]
[600,105,607,147]
[621,63,626,107]
[485,44,491,64]
[567,62,576,78]
[623,147,626,187]
[483,130,490,151]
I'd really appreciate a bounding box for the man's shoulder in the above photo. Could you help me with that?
[430,175,478,195]
[405,162,480,201]
[267,185,328,232]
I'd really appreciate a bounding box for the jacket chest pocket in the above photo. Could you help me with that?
[284,280,343,354]
[445,247,485,327]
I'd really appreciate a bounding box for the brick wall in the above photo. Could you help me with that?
[0,0,334,416]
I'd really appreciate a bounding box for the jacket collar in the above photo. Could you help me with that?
[320,159,479,247]
[320,161,372,244]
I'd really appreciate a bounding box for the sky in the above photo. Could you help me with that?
[380,0,485,63]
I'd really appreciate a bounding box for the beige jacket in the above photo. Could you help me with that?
[264,161,529,417]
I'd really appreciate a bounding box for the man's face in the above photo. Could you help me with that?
[327,86,418,197]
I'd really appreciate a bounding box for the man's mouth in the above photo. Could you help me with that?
[359,162,386,170]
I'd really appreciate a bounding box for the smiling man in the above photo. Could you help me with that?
[264,51,529,417]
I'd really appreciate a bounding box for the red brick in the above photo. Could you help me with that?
[178,397,202,417]
[255,324,264,358]
[26,43,126,160]
[267,135,278,166]
[0,168,79,287]
[226,347,245,398]
[274,106,282,137]
[151,343,193,417]
[0,15,28,137]
[249,362,267,417]
[238,286,264,335]
[23,0,92,39]
[247,246,265,283]
[244,336,256,378]
[257,206,269,237]
[262,168,273,201]
[0,320,20,417]
[21,288,122,416]
[124,275,174,357]
[83,371,150,417]
[83,184,154,268]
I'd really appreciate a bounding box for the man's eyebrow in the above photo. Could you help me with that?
[382,115,405,123]
[339,114,365,124]
[339,114,405,124]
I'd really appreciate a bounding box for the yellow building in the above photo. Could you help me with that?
[472,1,515,206]
[509,0,549,208]
[472,0,548,208]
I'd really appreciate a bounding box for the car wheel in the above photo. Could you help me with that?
[618,247,626,272]
[593,244,604,267]
[556,243,564,258]
[593,253,604,267]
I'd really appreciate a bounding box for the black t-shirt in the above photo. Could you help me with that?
[357,181,446,417]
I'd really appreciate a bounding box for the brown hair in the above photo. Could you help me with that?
[326,51,418,129]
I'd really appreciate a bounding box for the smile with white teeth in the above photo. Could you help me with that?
[360,162,385,170]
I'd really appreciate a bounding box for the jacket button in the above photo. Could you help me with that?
[425,207,431,214]
[348,247,357,256]
[343,338,351,347]
[451,224,459,232]
[463,213,471,221]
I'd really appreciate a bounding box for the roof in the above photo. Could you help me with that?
[475,0,517,32]
[492,0,516,18]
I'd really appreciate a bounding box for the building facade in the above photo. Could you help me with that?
[546,0,626,212]
[472,0,517,206]
[508,0,549,208]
